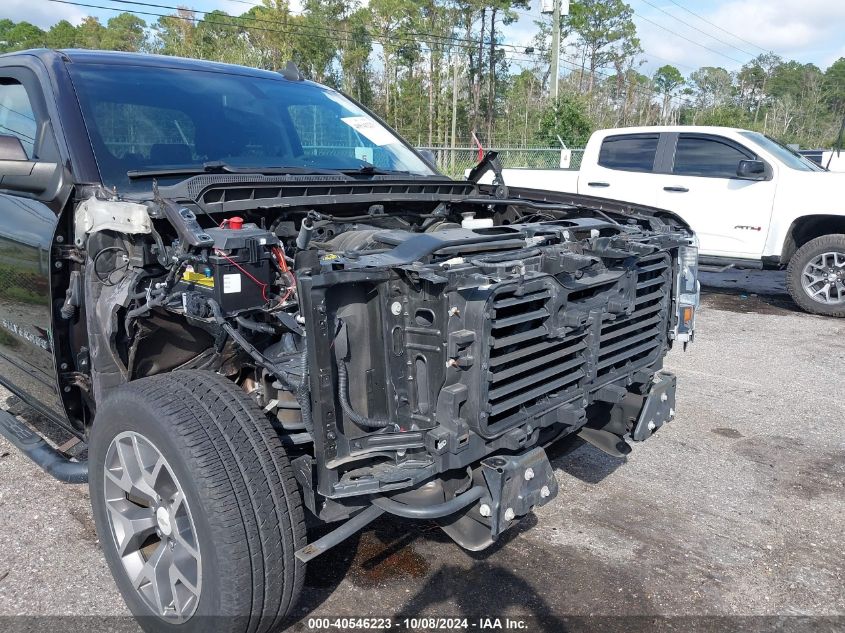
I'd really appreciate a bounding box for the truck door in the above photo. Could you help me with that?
[0,69,64,415]
[578,132,665,206]
[655,133,777,258]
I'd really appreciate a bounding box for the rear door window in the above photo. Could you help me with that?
[673,135,753,178]
[598,134,659,172]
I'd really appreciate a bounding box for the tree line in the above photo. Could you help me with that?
[1,0,844,150]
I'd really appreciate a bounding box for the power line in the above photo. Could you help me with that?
[0,102,36,122]
[631,11,745,65]
[556,56,692,108]
[633,0,755,58]
[54,0,629,79]
[214,0,270,8]
[50,0,478,58]
[502,48,692,109]
[665,0,770,55]
[47,0,691,109]
[0,124,35,141]
[637,51,696,72]
[95,0,538,56]
[92,0,678,89]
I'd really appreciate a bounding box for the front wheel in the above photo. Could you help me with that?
[89,370,306,633]
[786,234,845,317]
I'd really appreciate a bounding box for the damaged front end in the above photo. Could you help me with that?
[293,214,691,552]
[65,176,696,558]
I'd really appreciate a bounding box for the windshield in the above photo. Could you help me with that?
[738,131,825,172]
[67,63,436,191]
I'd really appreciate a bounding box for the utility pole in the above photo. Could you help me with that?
[544,0,569,100]
[450,54,460,173]
[551,0,560,100]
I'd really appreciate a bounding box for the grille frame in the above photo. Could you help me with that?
[463,251,673,439]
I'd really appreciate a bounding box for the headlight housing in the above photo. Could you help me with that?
[675,244,699,343]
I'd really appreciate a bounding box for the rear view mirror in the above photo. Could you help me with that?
[418,148,437,166]
[736,159,767,180]
[0,134,59,195]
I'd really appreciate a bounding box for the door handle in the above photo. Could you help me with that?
[587,181,610,188]
[663,186,689,193]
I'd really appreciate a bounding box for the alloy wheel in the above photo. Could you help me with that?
[801,251,845,305]
[102,431,202,622]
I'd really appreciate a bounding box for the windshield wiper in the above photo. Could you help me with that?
[340,162,412,176]
[127,162,347,180]
[202,162,347,176]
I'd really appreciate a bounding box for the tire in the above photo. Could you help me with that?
[89,370,306,633]
[786,234,845,317]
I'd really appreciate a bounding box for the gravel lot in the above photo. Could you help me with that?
[0,270,842,632]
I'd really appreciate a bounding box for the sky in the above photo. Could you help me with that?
[4,0,845,77]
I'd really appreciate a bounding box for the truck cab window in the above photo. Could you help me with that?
[67,64,434,191]
[91,102,198,164]
[288,103,387,168]
[673,136,752,178]
[0,79,37,157]
[598,134,659,172]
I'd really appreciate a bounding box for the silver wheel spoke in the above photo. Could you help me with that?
[105,499,158,557]
[104,431,202,622]
[813,283,831,301]
[169,548,201,618]
[170,491,200,560]
[106,437,158,504]
[133,542,175,617]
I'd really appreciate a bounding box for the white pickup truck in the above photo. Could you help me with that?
[491,126,845,316]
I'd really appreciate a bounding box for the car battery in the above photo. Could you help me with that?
[177,219,280,315]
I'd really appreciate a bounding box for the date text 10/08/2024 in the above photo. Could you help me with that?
[306,618,530,630]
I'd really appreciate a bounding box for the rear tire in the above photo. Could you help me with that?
[786,234,845,317]
[89,370,306,633]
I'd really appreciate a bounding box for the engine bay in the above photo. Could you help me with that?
[64,175,695,534]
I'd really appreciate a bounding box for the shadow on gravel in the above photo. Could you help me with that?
[701,288,800,316]
[699,269,803,316]
[398,561,571,631]
[296,512,579,631]
[297,509,549,615]
[547,436,626,485]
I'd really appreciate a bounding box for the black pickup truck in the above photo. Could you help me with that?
[0,49,698,631]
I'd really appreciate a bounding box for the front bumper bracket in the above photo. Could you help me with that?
[631,371,677,441]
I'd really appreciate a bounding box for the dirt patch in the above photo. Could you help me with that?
[67,506,98,544]
[711,427,744,438]
[791,451,845,499]
[305,519,432,591]
[732,435,845,500]
[701,290,798,316]
[344,527,431,589]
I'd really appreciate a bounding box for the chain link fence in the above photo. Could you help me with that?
[418,147,585,178]
[103,142,584,180]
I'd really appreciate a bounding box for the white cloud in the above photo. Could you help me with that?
[823,45,845,68]
[707,0,845,54]
[505,0,845,77]
[637,0,845,73]
[2,0,86,29]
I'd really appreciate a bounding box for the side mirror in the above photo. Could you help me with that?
[736,159,767,180]
[0,134,59,195]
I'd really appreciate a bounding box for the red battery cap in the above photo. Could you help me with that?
[229,216,244,230]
